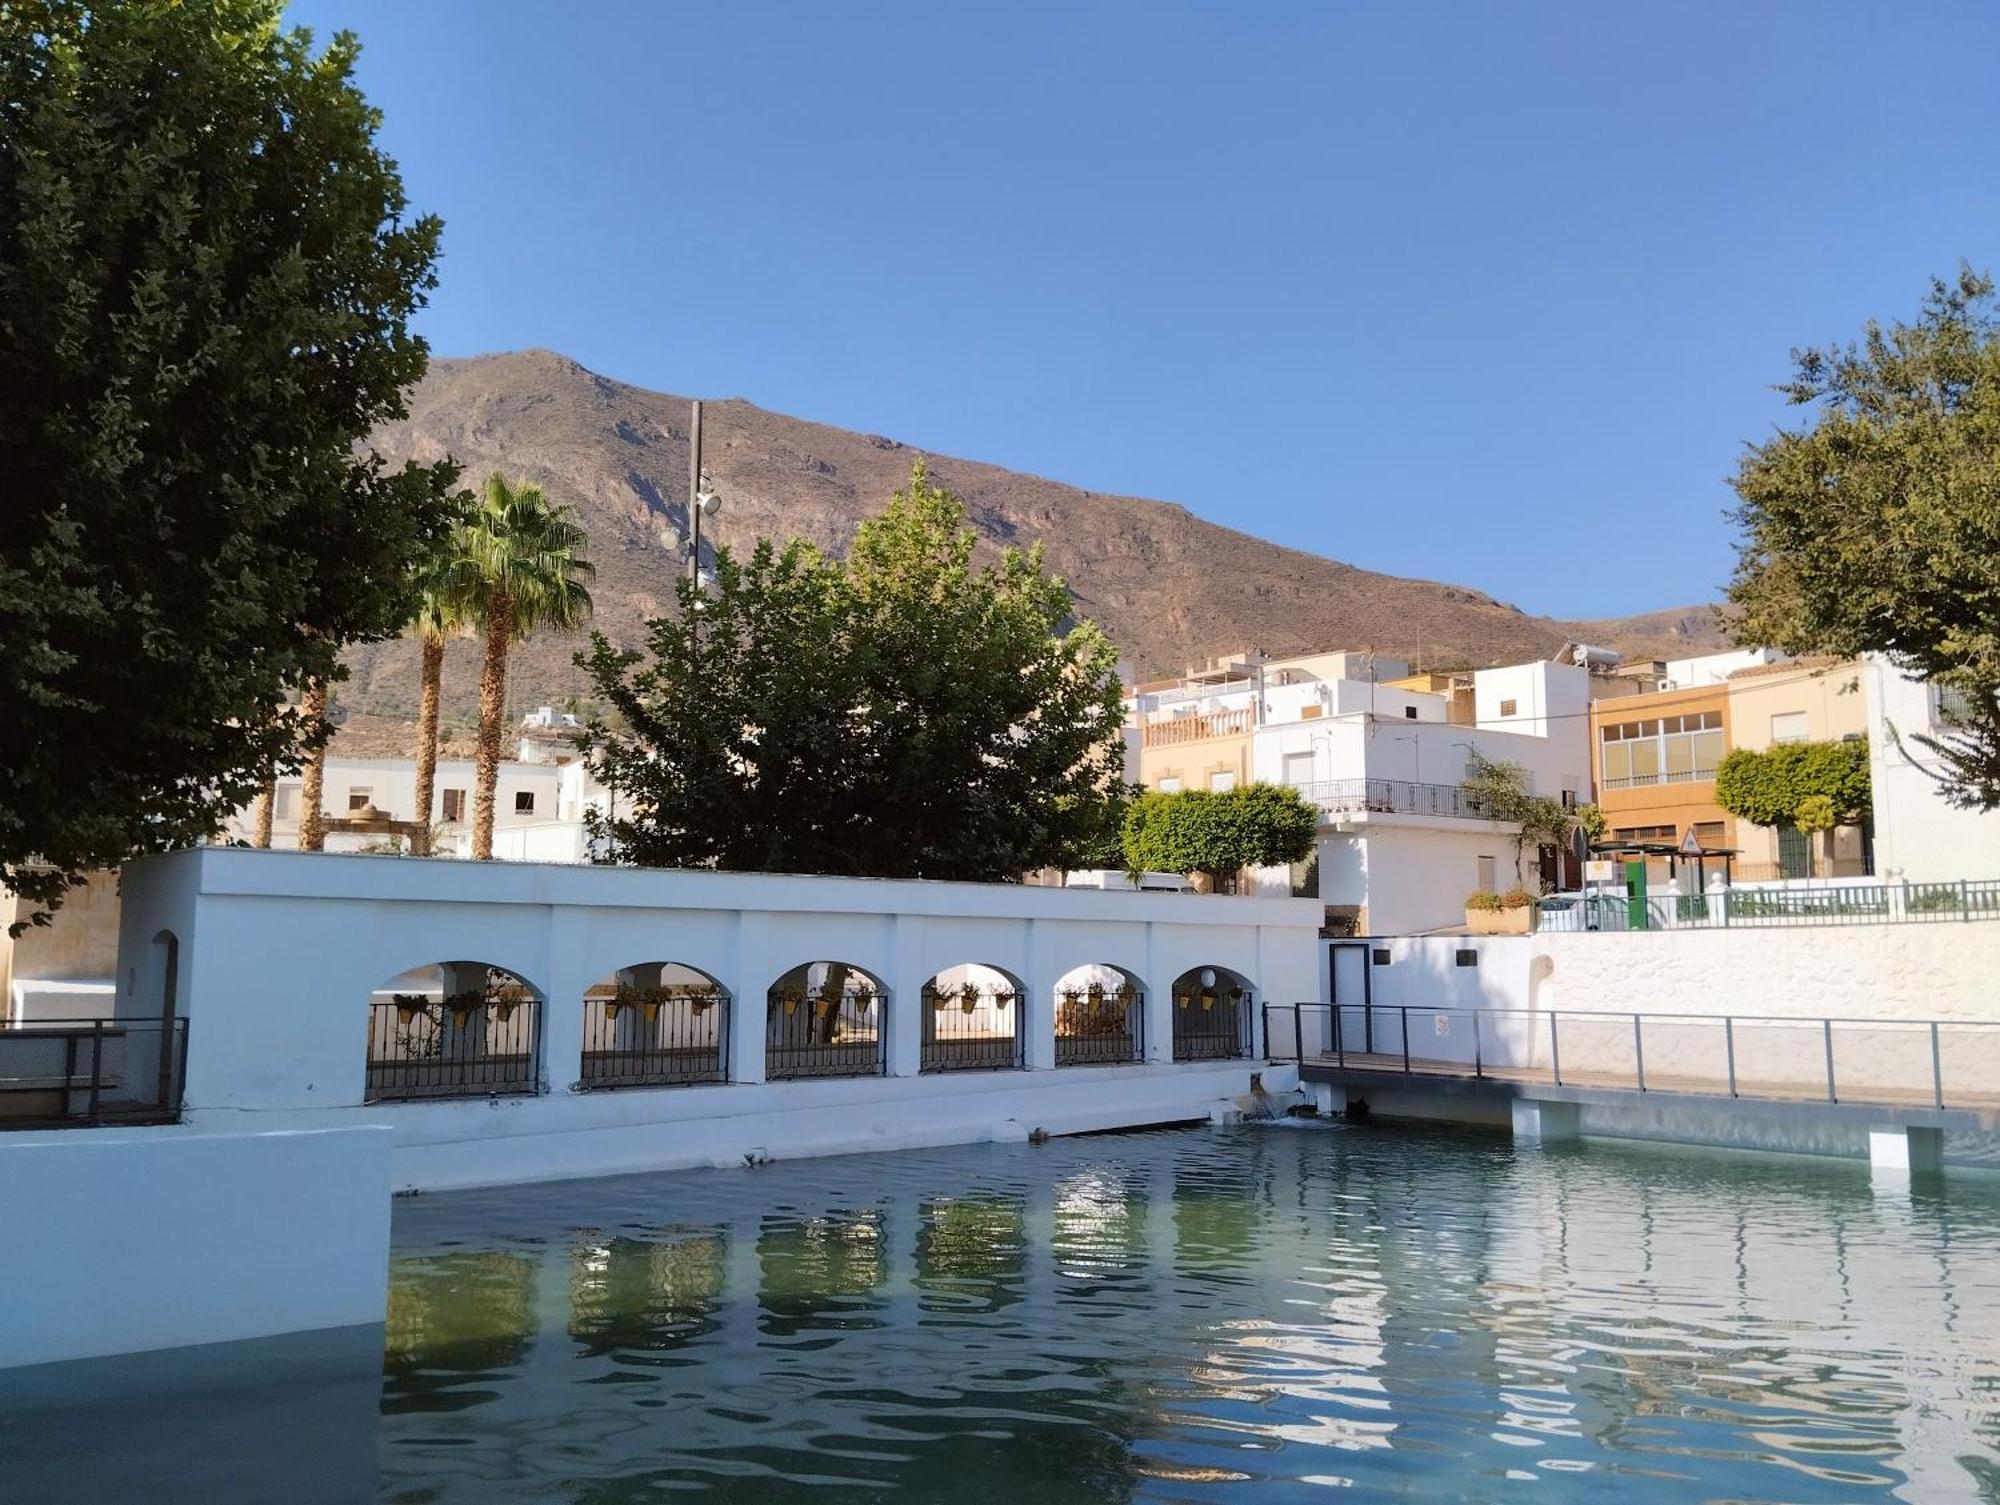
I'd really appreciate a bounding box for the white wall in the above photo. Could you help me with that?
[115,849,1320,1190]
[1865,657,2000,882]
[1318,827,1521,933]
[222,756,573,851]
[0,1125,391,1370]
[1664,648,1784,688]
[1471,661,1591,744]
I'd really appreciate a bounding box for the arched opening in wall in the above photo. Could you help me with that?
[1170,966,1253,1062]
[920,964,1025,1073]
[580,962,728,1090]
[766,962,885,1080]
[366,962,540,1103]
[1052,964,1144,1067]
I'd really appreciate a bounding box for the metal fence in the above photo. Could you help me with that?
[1054,986,1144,1066]
[365,992,540,1103]
[1541,878,2000,933]
[921,985,1024,1072]
[580,987,728,1089]
[0,1017,188,1128]
[1172,988,1252,1061]
[1262,1002,2000,1112]
[766,986,886,1079]
[1294,778,1489,821]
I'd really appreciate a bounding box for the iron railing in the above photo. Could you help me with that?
[1054,987,1144,1066]
[1541,879,2000,933]
[0,1017,188,1128]
[921,985,1024,1073]
[1262,1002,2000,1113]
[1294,778,1492,821]
[580,987,728,1089]
[1141,708,1255,748]
[766,986,885,1080]
[1173,988,1252,1061]
[365,993,539,1103]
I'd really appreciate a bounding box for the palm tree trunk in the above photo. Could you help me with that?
[252,778,276,848]
[298,679,330,852]
[413,636,445,856]
[472,589,511,860]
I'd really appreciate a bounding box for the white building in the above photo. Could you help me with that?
[1127,649,1591,934]
[1863,656,2000,882]
[223,744,611,862]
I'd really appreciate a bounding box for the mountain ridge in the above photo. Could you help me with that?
[338,349,1730,730]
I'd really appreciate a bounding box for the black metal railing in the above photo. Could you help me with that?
[580,987,728,1089]
[0,1017,188,1129]
[1294,778,1492,821]
[1541,878,2000,933]
[1054,986,1144,1066]
[921,985,1024,1072]
[766,986,885,1080]
[1173,988,1252,1061]
[1261,1002,2000,1113]
[365,991,540,1103]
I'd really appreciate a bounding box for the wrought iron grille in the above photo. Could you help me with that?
[1173,986,1251,1061]
[921,984,1024,1072]
[766,985,885,1080]
[0,1017,188,1129]
[580,986,728,1089]
[1053,985,1144,1066]
[365,986,540,1103]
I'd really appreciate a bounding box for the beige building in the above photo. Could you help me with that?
[1724,657,1871,879]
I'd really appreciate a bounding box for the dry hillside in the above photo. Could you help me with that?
[339,350,1728,734]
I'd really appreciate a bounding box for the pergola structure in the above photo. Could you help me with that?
[1590,836,1740,891]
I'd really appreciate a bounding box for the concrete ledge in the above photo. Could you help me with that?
[0,1124,392,1370]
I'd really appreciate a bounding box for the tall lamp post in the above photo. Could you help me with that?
[685,399,722,589]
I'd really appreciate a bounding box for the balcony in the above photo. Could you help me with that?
[1601,766,1720,790]
[1295,778,1493,821]
[1141,707,1255,748]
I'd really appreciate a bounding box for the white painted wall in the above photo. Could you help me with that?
[1864,657,2000,882]
[223,755,573,853]
[1318,826,1520,934]
[1471,661,1591,743]
[0,1125,391,1370]
[114,849,1320,1190]
[1664,648,1784,688]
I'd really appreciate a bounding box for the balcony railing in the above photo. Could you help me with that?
[365,994,540,1102]
[1295,778,1493,821]
[1141,707,1255,748]
[1147,677,1258,708]
[766,986,885,1080]
[1,1018,189,1129]
[1054,987,1144,1066]
[1602,766,1720,790]
[1172,989,1252,1061]
[921,985,1024,1073]
[579,987,727,1089]
[1540,878,2000,932]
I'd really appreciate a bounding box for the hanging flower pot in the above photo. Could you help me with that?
[1201,993,1216,1012]
[691,992,716,1015]
[1176,994,1192,1011]
[605,1001,623,1022]
[642,1001,661,1024]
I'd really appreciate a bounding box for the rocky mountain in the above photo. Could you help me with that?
[339,350,1729,732]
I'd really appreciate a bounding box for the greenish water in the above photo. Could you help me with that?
[8,1122,2000,1503]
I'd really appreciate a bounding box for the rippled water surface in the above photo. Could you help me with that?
[14,1122,2000,1503]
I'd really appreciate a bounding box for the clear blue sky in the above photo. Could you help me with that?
[285,0,1998,619]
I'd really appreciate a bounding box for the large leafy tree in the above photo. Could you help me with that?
[1120,784,1319,891]
[0,0,457,917]
[1714,740,1871,831]
[1728,267,2000,809]
[580,462,1127,878]
[454,475,594,860]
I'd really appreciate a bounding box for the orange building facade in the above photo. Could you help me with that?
[1589,681,1736,868]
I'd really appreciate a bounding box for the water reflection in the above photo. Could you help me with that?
[7,1127,1997,1505]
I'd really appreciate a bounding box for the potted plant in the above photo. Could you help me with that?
[1464,887,1537,935]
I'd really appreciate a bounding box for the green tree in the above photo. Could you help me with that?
[1462,751,1576,889]
[1119,784,1318,891]
[580,462,1127,878]
[1713,740,1870,829]
[407,501,480,855]
[0,0,456,918]
[455,475,595,860]
[1728,267,2000,809]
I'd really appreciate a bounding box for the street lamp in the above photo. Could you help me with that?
[685,399,723,589]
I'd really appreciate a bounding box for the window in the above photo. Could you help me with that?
[1454,949,1478,968]
[1156,776,1183,793]
[1770,711,1808,745]
[441,788,465,822]
[346,787,372,812]
[1209,769,1237,792]
[1599,710,1724,788]
[1476,856,1497,892]
[1692,821,1726,847]
[514,790,536,815]
[1612,824,1675,841]
[1934,682,1975,727]
[273,785,297,820]
[1282,752,1314,787]
[1404,706,1418,719]
[1371,948,1392,966]
[1499,699,1518,717]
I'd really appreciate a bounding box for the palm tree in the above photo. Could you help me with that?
[458,474,594,859]
[409,534,478,855]
[297,678,330,851]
